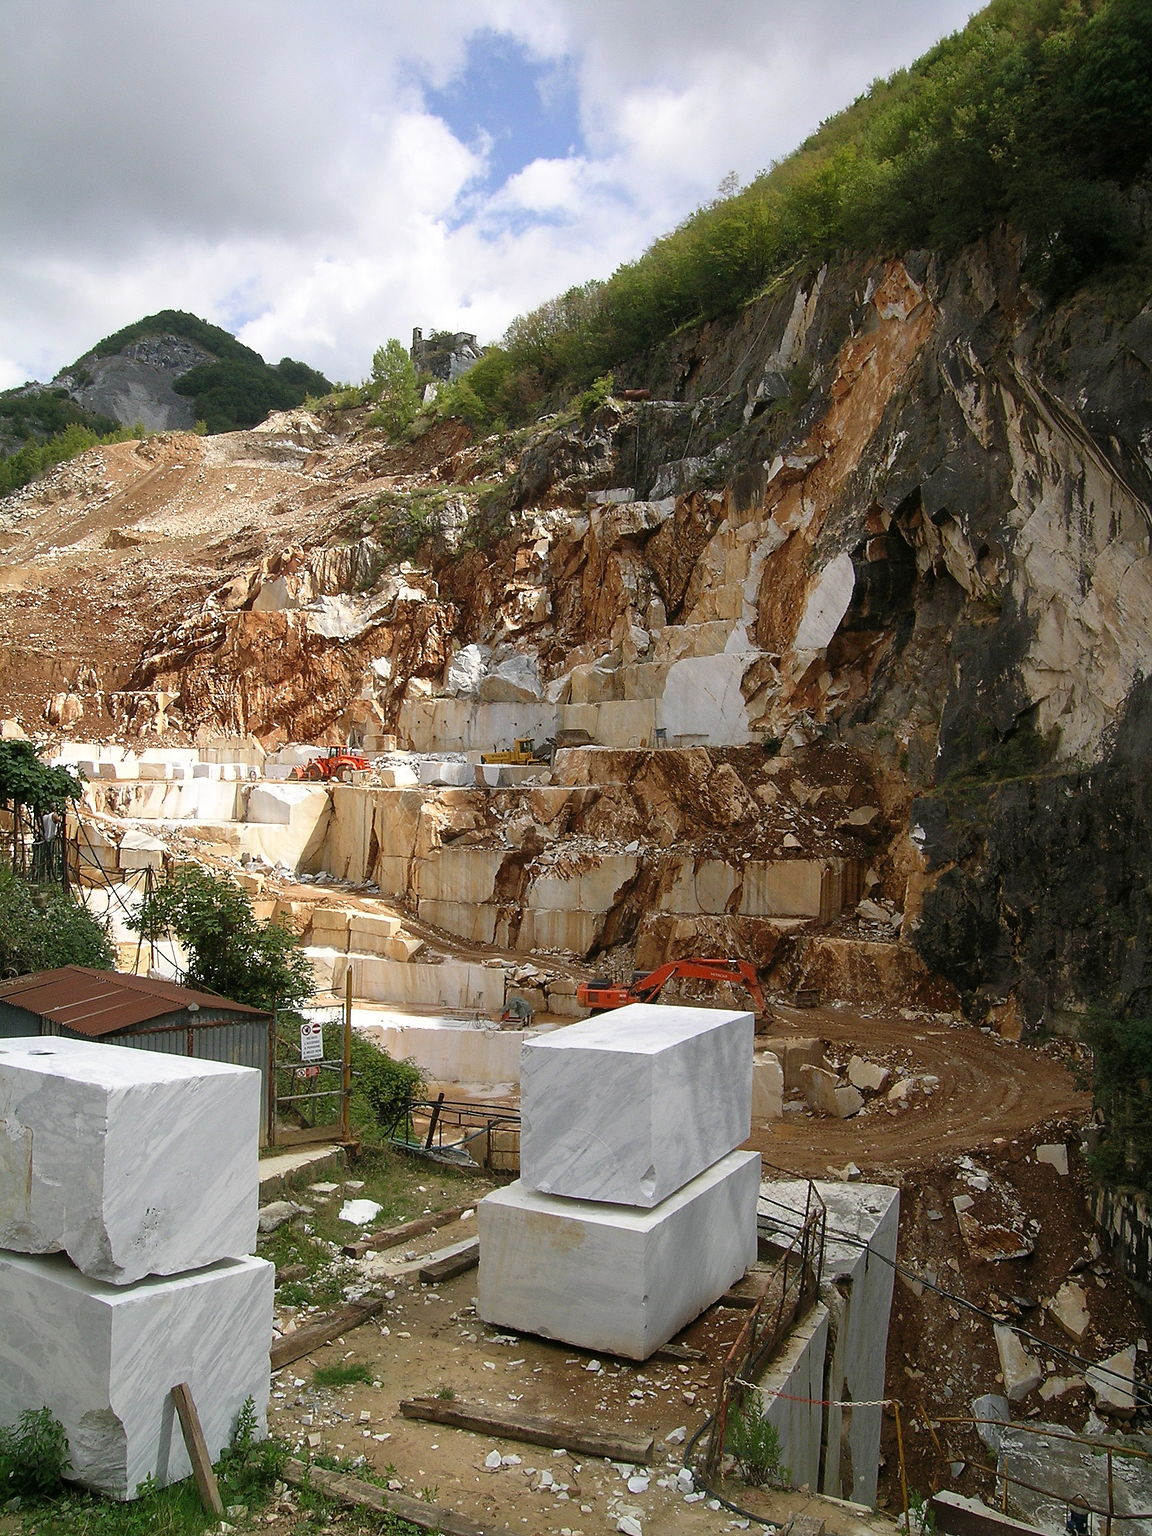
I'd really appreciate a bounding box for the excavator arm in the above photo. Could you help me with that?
[577,957,766,1016]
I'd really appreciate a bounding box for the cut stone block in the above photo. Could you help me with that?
[519,1003,753,1207]
[478,1149,760,1359]
[994,1323,1043,1401]
[1036,1143,1069,1175]
[0,1036,260,1284]
[800,1064,863,1119]
[1087,1345,1138,1417]
[1044,1280,1090,1342]
[752,1053,784,1120]
[418,759,474,787]
[760,1035,826,1092]
[0,1250,273,1499]
[847,1055,889,1093]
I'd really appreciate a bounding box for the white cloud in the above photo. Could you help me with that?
[0,0,983,392]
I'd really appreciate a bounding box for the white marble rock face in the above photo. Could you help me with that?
[0,1250,274,1499]
[0,1036,260,1284]
[519,1003,754,1207]
[478,1148,760,1359]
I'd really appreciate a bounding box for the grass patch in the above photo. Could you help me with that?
[257,1144,490,1310]
[9,1402,289,1536]
[311,1361,373,1390]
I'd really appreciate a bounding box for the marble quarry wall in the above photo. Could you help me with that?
[0,1037,272,1499]
[320,776,862,959]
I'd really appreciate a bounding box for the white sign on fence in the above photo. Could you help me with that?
[300,1019,324,1063]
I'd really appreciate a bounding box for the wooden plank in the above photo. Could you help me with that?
[270,1296,385,1370]
[283,1458,498,1536]
[399,1395,655,1465]
[171,1382,223,1517]
[342,1202,473,1259]
[419,1240,479,1284]
[651,1340,706,1362]
[719,1290,759,1309]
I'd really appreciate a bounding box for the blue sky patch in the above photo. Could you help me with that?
[423,30,583,194]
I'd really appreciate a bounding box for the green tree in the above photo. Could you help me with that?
[0,866,114,978]
[132,863,314,1011]
[0,741,83,873]
[367,339,422,438]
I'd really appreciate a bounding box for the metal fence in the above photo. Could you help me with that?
[701,1179,827,1482]
[386,1092,521,1167]
[270,1003,349,1147]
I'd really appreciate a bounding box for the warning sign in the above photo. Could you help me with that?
[300,1019,324,1063]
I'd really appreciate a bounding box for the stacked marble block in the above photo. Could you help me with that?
[478,1003,760,1360]
[0,1037,273,1500]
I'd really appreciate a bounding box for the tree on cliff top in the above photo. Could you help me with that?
[132,862,314,1012]
[456,0,1152,426]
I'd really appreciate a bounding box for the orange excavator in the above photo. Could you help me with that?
[577,958,767,1021]
[292,746,371,783]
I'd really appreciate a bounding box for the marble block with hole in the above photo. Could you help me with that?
[0,1249,273,1499]
[477,1149,760,1359]
[0,1036,260,1284]
[519,1003,753,1206]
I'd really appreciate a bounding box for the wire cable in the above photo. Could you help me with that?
[754,1183,1151,1406]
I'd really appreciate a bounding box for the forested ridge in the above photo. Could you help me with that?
[459,0,1152,425]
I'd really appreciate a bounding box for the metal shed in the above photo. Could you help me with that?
[0,966,274,1142]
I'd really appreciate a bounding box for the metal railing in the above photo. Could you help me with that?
[387,1092,521,1165]
[702,1180,827,1482]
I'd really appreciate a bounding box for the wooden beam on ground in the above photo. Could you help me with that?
[171,1382,223,1517]
[270,1295,385,1370]
[719,1290,760,1309]
[419,1240,479,1284]
[651,1340,705,1362]
[399,1396,655,1465]
[342,1203,474,1259]
[283,1458,498,1536]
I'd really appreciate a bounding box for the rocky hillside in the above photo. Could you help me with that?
[1,226,1150,1035]
[2,310,332,441]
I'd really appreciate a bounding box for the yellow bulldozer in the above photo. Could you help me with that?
[480,736,551,765]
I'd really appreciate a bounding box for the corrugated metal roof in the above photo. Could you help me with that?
[0,966,271,1037]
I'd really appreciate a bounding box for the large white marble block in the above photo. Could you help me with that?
[0,1036,260,1284]
[519,1003,753,1207]
[0,1250,273,1499]
[478,1149,760,1359]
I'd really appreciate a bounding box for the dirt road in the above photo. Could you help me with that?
[747,1003,1089,1179]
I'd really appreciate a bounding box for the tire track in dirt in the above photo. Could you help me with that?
[747,1004,1089,1178]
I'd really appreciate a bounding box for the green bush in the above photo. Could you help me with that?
[0,1407,70,1498]
[349,1033,425,1132]
[215,1397,286,1497]
[724,1390,790,1488]
[0,866,114,977]
[311,1362,373,1389]
[132,863,314,1011]
[364,340,422,439]
[1084,1012,1152,1190]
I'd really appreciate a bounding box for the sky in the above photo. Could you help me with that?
[1,0,984,391]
